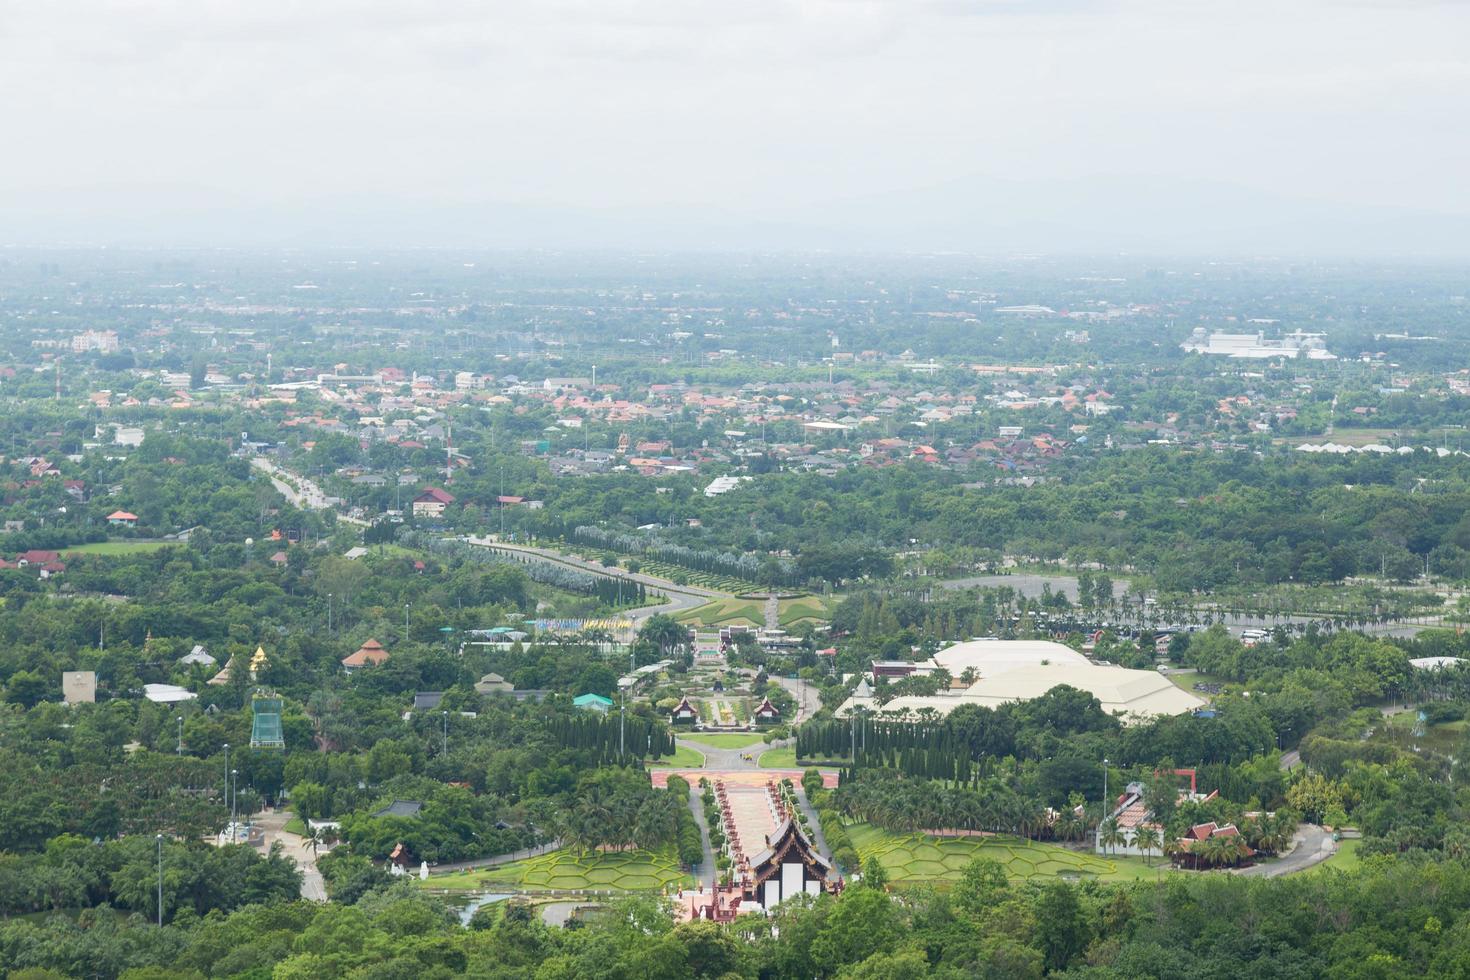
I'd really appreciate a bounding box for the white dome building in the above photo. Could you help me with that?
[840,639,1204,724]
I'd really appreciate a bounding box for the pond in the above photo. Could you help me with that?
[456,892,513,926]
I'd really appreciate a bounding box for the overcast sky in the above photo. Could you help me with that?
[3,0,1468,252]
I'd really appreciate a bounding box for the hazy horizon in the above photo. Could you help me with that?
[5,0,1469,255]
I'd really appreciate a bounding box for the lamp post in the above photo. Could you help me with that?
[230,768,238,840]
[327,593,332,633]
[441,710,448,757]
[155,834,164,926]
[176,716,183,756]
[1101,757,1110,849]
[404,603,410,637]
[222,743,230,823]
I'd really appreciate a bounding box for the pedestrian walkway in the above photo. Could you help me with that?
[431,840,562,874]
[248,809,327,902]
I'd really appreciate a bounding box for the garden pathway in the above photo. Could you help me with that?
[431,839,563,875]
[687,793,717,889]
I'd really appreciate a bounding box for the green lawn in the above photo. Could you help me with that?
[283,816,308,837]
[682,732,767,749]
[651,744,706,768]
[758,746,848,769]
[778,595,835,628]
[1303,838,1362,876]
[675,598,766,628]
[758,746,797,768]
[847,822,1165,883]
[426,847,692,893]
[1166,670,1232,699]
[64,540,175,556]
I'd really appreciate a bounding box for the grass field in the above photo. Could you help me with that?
[283,816,308,837]
[758,746,797,768]
[778,595,835,628]
[758,746,848,769]
[847,823,1163,883]
[675,597,766,628]
[427,847,692,893]
[683,732,767,749]
[1166,670,1232,699]
[1305,838,1362,875]
[651,744,706,767]
[63,540,174,556]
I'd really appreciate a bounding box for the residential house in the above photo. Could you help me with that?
[411,487,455,518]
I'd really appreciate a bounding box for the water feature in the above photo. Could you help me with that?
[456,892,513,926]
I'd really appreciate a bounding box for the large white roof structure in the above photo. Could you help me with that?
[841,639,1204,724]
[1410,657,1467,670]
[932,639,1092,678]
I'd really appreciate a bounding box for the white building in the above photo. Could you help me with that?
[1180,328,1335,360]
[839,639,1204,723]
[704,475,751,497]
[72,330,120,353]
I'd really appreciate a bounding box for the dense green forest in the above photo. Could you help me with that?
[7,856,1470,977]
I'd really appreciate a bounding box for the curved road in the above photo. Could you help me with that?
[1237,824,1335,877]
[462,536,724,625]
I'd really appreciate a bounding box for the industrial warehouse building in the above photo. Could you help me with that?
[839,638,1205,723]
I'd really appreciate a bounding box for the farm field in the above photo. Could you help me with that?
[63,540,174,556]
[847,823,1162,883]
[431,847,692,892]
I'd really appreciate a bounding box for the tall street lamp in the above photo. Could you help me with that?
[156,834,164,927]
[176,716,183,756]
[230,769,239,840]
[222,743,230,823]
[441,710,448,757]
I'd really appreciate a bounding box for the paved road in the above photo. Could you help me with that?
[250,457,334,510]
[432,840,562,874]
[793,786,841,877]
[687,793,717,889]
[1237,824,1334,877]
[773,675,819,724]
[936,573,1131,602]
[680,737,758,771]
[1279,749,1301,770]
[249,809,327,901]
[463,536,722,626]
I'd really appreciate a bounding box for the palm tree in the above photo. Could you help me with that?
[1134,826,1160,865]
[1162,836,1183,868]
[1099,818,1124,856]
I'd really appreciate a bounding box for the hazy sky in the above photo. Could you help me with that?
[4,0,1469,250]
